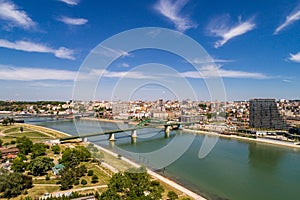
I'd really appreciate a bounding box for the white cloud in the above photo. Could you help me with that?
[121,63,130,67]
[288,52,300,62]
[154,0,196,32]
[0,39,75,60]
[58,16,88,25]
[208,16,255,48]
[282,79,292,83]
[181,65,268,79]
[58,0,80,5]
[0,65,77,81]
[0,0,35,29]
[94,45,131,58]
[191,57,234,65]
[274,8,300,34]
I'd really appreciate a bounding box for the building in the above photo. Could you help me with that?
[52,164,65,175]
[0,147,19,159]
[249,99,287,130]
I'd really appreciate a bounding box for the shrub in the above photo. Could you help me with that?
[87,170,93,176]
[74,180,79,185]
[81,179,87,185]
[91,175,98,183]
[45,175,50,181]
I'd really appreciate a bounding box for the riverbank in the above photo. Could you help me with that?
[183,128,300,149]
[31,123,206,200]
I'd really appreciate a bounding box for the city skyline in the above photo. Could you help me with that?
[0,0,300,101]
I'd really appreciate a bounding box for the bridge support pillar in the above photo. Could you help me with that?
[131,130,137,138]
[131,137,137,144]
[82,137,88,143]
[109,133,116,141]
[164,126,171,138]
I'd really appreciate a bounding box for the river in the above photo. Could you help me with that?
[27,118,300,200]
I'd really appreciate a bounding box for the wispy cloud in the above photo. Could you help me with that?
[191,57,234,65]
[282,79,292,83]
[94,45,131,58]
[0,39,75,60]
[154,0,196,32]
[288,52,300,62]
[208,16,255,48]
[0,65,77,81]
[0,0,36,29]
[274,8,300,34]
[58,0,80,5]
[58,16,88,25]
[181,65,268,79]
[121,63,130,67]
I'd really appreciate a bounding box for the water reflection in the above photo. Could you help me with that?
[248,142,284,172]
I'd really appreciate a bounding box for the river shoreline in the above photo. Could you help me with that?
[30,122,206,200]
[183,128,300,149]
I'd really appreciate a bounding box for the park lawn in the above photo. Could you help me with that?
[2,126,22,134]
[33,178,60,185]
[9,131,51,138]
[100,151,133,172]
[15,185,60,200]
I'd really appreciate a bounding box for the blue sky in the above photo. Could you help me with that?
[0,0,299,101]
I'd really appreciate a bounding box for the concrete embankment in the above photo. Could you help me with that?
[183,128,300,149]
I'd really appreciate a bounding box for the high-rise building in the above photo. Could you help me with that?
[249,99,287,130]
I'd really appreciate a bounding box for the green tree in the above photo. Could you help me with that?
[51,145,61,154]
[11,156,27,172]
[2,118,9,126]
[91,175,98,183]
[16,136,33,155]
[0,169,32,198]
[27,157,54,176]
[60,168,75,190]
[60,146,91,168]
[100,166,164,199]
[87,170,93,176]
[74,165,87,177]
[20,126,24,132]
[8,117,15,125]
[31,143,47,159]
[81,179,87,185]
[0,138,2,147]
[167,191,178,200]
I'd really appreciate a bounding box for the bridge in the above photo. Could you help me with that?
[59,120,198,143]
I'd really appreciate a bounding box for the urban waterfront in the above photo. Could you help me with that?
[29,118,300,200]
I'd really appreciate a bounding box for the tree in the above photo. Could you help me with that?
[51,145,61,154]
[60,168,75,190]
[91,175,98,183]
[87,170,93,176]
[31,143,47,159]
[100,166,164,199]
[74,165,87,177]
[16,137,33,155]
[8,117,15,125]
[0,138,2,147]
[167,191,178,200]
[60,146,91,169]
[0,169,32,198]
[2,118,9,126]
[11,156,27,172]
[27,157,54,176]
[81,179,87,185]
[20,126,24,132]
